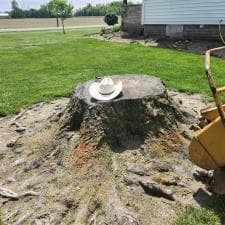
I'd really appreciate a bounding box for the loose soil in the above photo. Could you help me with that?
[0,91,215,225]
[94,32,225,57]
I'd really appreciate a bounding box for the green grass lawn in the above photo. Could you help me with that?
[1,28,225,116]
[173,206,221,225]
[173,195,225,225]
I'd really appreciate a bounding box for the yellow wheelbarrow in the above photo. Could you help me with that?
[189,46,225,170]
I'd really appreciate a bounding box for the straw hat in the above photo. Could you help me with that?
[89,77,123,101]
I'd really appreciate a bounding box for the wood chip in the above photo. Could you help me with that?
[139,180,175,201]
[0,186,18,199]
[0,186,39,200]
[12,212,33,225]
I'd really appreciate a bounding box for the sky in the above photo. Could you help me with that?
[1,0,128,12]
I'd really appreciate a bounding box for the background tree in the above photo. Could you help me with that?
[11,0,19,11]
[11,0,24,18]
[39,4,52,18]
[10,0,52,18]
[48,1,59,27]
[48,0,73,34]
[74,1,123,17]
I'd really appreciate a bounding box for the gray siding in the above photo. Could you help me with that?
[142,0,225,25]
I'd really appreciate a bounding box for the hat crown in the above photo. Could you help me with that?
[98,77,115,95]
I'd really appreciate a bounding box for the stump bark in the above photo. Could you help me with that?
[60,75,184,149]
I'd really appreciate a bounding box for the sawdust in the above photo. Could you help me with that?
[146,130,184,158]
[158,131,183,150]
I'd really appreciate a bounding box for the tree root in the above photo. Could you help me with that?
[0,186,39,200]
[103,185,139,225]
[73,199,100,225]
[12,212,33,225]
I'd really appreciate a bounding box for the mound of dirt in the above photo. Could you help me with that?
[0,76,214,225]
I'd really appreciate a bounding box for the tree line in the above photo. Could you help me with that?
[74,2,123,17]
[10,0,52,18]
[9,0,125,18]
[10,0,73,34]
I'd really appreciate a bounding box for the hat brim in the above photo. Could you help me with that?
[89,81,123,101]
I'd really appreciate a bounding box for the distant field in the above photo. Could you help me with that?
[0,17,106,29]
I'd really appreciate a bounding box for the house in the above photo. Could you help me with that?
[122,0,225,39]
[0,13,9,18]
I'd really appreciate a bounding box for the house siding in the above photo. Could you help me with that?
[142,0,225,25]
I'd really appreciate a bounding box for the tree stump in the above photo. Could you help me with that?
[60,75,184,150]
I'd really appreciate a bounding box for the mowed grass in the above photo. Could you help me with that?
[1,28,225,115]
[173,206,221,225]
[173,196,225,225]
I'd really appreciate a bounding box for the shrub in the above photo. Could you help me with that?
[100,27,112,35]
[113,24,121,32]
[104,13,118,26]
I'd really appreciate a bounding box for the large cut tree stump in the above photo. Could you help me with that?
[60,75,184,150]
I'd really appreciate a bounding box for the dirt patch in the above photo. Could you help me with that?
[93,32,225,57]
[0,91,215,225]
[169,91,212,115]
[0,17,107,29]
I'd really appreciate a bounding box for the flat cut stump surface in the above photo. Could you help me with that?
[75,75,166,104]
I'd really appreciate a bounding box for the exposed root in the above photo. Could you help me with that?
[12,212,33,225]
[73,199,100,225]
[0,186,39,200]
[139,180,175,201]
[103,184,139,225]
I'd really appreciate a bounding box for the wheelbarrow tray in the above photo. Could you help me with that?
[189,116,225,170]
[201,104,225,122]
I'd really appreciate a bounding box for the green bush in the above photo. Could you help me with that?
[173,206,221,225]
[100,27,112,35]
[112,24,121,32]
[104,13,118,26]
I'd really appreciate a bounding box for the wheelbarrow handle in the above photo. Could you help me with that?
[205,46,225,124]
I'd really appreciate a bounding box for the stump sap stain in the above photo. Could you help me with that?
[64,125,104,168]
